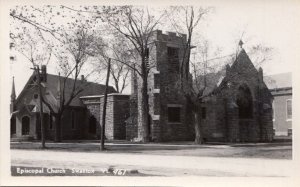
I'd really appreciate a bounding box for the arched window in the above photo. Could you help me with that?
[22,116,30,135]
[89,116,97,134]
[236,84,253,119]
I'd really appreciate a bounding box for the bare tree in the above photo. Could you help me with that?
[168,6,274,144]
[92,34,130,93]
[167,6,211,144]
[10,28,52,148]
[96,6,166,142]
[10,5,104,142]
[42,27,96,142]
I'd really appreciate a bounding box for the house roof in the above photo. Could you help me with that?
[15,73,117,109]
[46,74,117,106]
[264,72,292,90]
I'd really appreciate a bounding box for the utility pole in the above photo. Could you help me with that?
[100,58,111,151]
[34,65,46,148]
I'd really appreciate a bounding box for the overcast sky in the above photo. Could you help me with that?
[8,1,300,95]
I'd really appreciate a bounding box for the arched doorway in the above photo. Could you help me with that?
[22,116,30,135]
[236,84,254,142]
[89,116,97,134]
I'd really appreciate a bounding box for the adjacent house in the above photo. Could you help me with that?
[10,66,116,141]
[264,72,292,137]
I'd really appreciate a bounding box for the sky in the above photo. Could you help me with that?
[8,1,300,96]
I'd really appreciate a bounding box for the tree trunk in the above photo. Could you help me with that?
[100,60,111,151]
[140,74,150,142]
[193,105,204,144]
[138,56,150,143]
[36,66,46,148]
[54,114,62,142]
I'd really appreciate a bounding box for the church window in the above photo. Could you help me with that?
[237,84,253,119]
[168,107,181,123]
[22,116,30,135]
[167,47,179,72]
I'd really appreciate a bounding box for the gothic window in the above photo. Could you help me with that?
[22,116,30,135]
[236,84,253,119]
[286,99,292,120]
[168,107,181,122]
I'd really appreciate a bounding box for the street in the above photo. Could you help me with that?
[11,142,293,177]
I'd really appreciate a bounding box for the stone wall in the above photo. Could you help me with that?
[81,94,130,140]
[129,30,194,142]
[201,49,274,142]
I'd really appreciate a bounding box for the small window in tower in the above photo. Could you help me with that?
[167,47,179,72]
[33,94,39,99]
[168,107,181,123]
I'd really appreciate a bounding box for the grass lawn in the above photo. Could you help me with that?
[10,141,292,160]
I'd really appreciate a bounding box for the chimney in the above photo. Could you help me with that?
[81,75,85,81]
[41,65,47,82]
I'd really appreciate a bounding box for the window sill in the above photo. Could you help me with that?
[286,119,292,122]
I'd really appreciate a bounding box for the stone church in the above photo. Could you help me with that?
[200,47,274,142]
[10,30,274,142]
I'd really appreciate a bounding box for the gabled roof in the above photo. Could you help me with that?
[197,48,271,98]
[15,73,116,108]
[264,72,292,90]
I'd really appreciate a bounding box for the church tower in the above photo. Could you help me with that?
[10,76,16,113]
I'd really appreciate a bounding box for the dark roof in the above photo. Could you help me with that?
[46,74,116,106]
[264,72,292,90]
[196,49,271,97]
[16,73,116,108]
[195,69,226,96]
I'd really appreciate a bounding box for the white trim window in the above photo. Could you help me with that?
[286,99,292,121]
